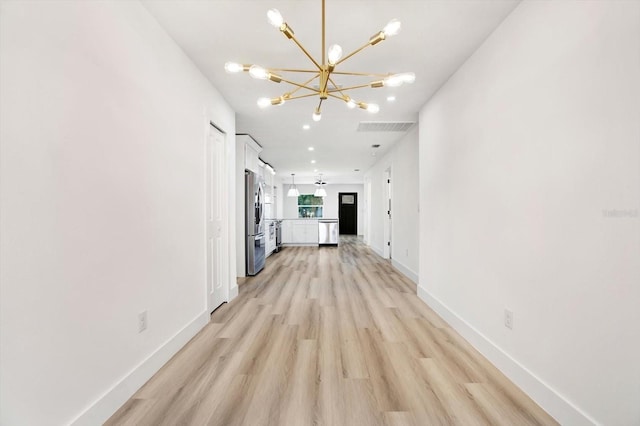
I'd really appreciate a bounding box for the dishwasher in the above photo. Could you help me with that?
[318,219,339,246]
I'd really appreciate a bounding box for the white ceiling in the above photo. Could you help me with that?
[142,0,519,184]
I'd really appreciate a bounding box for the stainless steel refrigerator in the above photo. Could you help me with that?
[245,170,265,275]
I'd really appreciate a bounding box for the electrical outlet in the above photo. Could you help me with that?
[138,310,148,333]
[504,309,513,330]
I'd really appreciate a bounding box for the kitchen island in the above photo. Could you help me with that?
[279,218,339,246]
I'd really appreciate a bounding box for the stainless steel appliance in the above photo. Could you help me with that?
[245,170,265,275]
[274,220,283,252]
[318,219,339,246]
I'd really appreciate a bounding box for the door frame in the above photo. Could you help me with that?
[206,122,230,313]
[338,192,358,235]
[383,167,392,259]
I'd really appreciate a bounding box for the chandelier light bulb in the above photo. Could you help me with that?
[224,62,244,73]
[383,74,404,87]
[346,98,357,109]
[249,65,269,80]
[382,19,401,37]
[257,97,271,108]
[327,44,343,65]
[384,72,416,87]
[367,103,380,113]
[267,9,284,28]
[312,110,322,122]
[400,72,416,84]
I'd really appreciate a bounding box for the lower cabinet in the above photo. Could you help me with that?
[281,220,293,244]
[281,220,318,244]
[265,224,276,256]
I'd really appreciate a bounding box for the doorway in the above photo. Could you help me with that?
[206,124,227,313]
[383,168,392,259]
[338,192,358,235]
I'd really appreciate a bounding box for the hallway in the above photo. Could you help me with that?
[107,237,556,425]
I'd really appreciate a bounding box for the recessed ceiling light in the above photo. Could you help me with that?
[308,146,314,151]
[314,169,318,172]
[311,160,316,164]
[303,124,310,130]
[387,96,396,102]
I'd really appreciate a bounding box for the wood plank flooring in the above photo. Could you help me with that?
[106,236,557,426]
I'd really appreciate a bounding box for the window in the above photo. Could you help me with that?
[298,194,323,218]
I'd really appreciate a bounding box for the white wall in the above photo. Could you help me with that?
[282,184,365,235]
[365,126,420,282]
[419,1,640,425]
[0,1,236,425]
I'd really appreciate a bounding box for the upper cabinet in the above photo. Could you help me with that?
[238,134,262,174]
[238,134,276,218]
[245,144,261,174]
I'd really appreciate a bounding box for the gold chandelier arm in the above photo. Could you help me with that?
[328,77,347,98]
[269,68,322,74]
[331,71,391,77]
[327,93,347,101]
[286,73,321,97]
[285,92,322,101]
[322,0,326,66]
[288,33,323,70]
[280,76,320,92]
[328,82,373,92]
[335,41,372,66]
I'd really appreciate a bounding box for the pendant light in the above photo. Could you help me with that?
[287,173,300,197]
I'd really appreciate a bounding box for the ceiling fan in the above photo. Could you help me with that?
[314,174,327,197]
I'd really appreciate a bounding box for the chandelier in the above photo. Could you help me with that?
[224,0,415,121]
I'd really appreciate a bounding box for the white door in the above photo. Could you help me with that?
[384,168,392,259]
[207,125,227,312]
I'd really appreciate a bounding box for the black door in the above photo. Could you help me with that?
[338,192,358,235]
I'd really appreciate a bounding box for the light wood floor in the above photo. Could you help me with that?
[107,236,557,426]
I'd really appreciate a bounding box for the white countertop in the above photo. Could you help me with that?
[271,218,338,221]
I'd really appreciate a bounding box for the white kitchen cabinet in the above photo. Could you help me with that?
[239,134,262,174]
[304,222,319,243]
[291,221,318,244]
[281,220,318,245]
[281,220,293,244]
[245,144,260,173]
[265,221,276,256]
[264,167,273,187]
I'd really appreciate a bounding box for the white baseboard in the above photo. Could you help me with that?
[416,286,598,426]
[69,311,210,426]
[369,244,384,258]
[229,284,239,301]
[391,259,418,284]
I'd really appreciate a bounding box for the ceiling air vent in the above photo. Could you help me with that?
[357,121,416,132]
